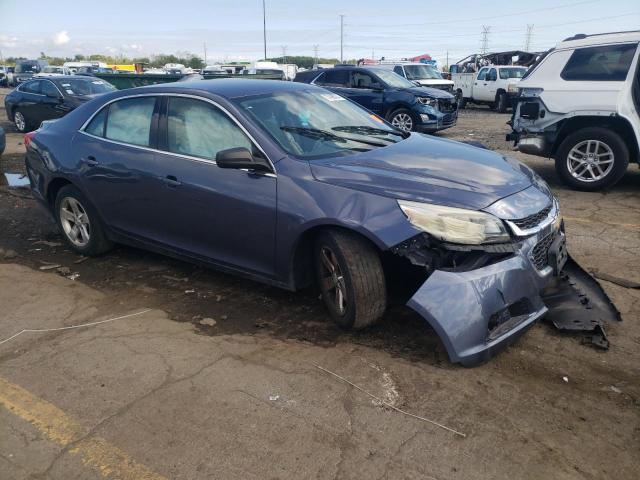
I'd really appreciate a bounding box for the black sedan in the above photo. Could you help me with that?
[4,76,116,132]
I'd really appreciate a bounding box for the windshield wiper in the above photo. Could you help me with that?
[280,126,390,147]
[332,125,407,139]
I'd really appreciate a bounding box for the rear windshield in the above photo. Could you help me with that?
[57,79,117,96]
[561,43,638,81]
[16,61,42,74]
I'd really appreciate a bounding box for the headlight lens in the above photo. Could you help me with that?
[398,200,511,245]
[417,96,437,107]
[507,83,519,93]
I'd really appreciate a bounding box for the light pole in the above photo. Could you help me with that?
[263,0,267,60]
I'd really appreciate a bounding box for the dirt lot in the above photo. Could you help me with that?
[1,88,639,480]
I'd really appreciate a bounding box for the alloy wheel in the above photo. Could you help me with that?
[14,111,26,132]
[59,197,91,247]
[391,113,413,132]
[567,140,614,182]
[319,246,347,316]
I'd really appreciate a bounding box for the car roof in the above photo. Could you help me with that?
[135,79,314,98]
[558,30,640,49]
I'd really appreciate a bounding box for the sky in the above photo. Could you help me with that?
[1,0,639,67]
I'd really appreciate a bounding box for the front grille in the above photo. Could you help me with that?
[511,204,552,230]
[530,231,555,270]
[438,99,457,113]
[432,84,454,93]
[441,114,457,128]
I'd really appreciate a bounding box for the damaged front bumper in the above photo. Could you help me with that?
[401,220,565,367]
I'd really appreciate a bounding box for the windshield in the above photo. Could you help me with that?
[57,79,116,96]
[499,67,527,79]
[403,64,443,80]
[371,69,416,89]
[236,90,405,159]
[44,67,64,73]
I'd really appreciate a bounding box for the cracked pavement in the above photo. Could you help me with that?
[1,93,639,479]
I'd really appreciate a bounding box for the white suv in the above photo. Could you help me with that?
[509,31,639,190]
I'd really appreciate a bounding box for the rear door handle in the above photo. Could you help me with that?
[163,175,182,187]
[84,155,99,166]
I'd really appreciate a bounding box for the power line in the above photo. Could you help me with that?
[524,24,534,51]
[480,26,491,54]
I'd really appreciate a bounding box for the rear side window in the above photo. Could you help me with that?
[41,81,59,97]
[166,97,252,160]
[393,66,404,76]
[85,108,107,137]
[21,81,42,94]
[561,43,638,81]
[105,97,156,147]
[315,70,350,87]
[477,68,488,81]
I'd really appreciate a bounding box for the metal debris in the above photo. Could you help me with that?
[4,173,30,188]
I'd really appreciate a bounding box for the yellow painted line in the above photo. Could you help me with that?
[564,216,640,230]
[0,376,167,480]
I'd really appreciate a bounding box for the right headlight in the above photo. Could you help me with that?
[398,200,511,245]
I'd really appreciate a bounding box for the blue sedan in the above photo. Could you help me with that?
[24,80,566,366]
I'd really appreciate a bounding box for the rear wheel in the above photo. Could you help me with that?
[55,185,113,256]
[456,91,466,109]
[496,91,508,113]
[315,229,387,330]
[388,108,416,132]
[554,127,629,191]
[13,109,29,133]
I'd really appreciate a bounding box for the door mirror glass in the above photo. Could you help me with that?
[216,147,270,172]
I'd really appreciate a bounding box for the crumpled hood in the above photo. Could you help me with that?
[397,86,454,99]
[310,133,539,210]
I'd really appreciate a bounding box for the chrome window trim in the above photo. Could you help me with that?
[78,92,276,174]
[17,80,45,96]
[505,199,560,237]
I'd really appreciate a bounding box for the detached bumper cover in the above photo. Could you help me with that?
[406,225,558,367]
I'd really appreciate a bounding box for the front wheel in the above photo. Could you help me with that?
[315,229,387,330]
[554,127,629,191]
[388,108,416,132]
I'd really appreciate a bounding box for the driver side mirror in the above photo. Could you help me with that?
[216,147,271,172]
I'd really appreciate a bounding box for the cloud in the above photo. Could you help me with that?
[0,35,19,48]
[53,31,70,45]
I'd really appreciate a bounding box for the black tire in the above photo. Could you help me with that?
[54,185,113,256]
[456,91,466,109]
[315,229,386,330]
[387,108,417,132]
[13,109,30,133]
[554,127,629,191]
[496,91,508,113]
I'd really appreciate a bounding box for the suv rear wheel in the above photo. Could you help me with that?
[495,91,508,113]
[315,229,386,330]
[555,127,629,191]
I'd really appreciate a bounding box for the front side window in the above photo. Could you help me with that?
[487,68,497,81]
[561,43,638,81]
[403,64,442,80]
[105,97,156,147]
[41,81,59,97]
[393,66,405,77]
[314,70,350,87]
[167,97,252,160]
[351,71,382,89]
[21,80,42,94]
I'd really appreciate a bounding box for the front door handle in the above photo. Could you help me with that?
[163,175,182,187]
[84,155,99,166]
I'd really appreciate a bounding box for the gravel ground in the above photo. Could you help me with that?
[1,89,639,480]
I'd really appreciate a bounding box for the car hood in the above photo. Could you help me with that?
[415,79,454,86]
[396,86,454,99]
[309,134,539,210]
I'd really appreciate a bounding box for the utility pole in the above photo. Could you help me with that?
[281,45,287,65]
[262,0,267,60]
[203,42,207,66]
[480,25,491,55]
[524,24,534,52]
[313,44,319,67]
[446,50,449,70]
[340,14,345,63]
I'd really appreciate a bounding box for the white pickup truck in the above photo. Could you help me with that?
[452,65,528,112]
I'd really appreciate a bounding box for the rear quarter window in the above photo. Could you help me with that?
[561,43,638,81]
